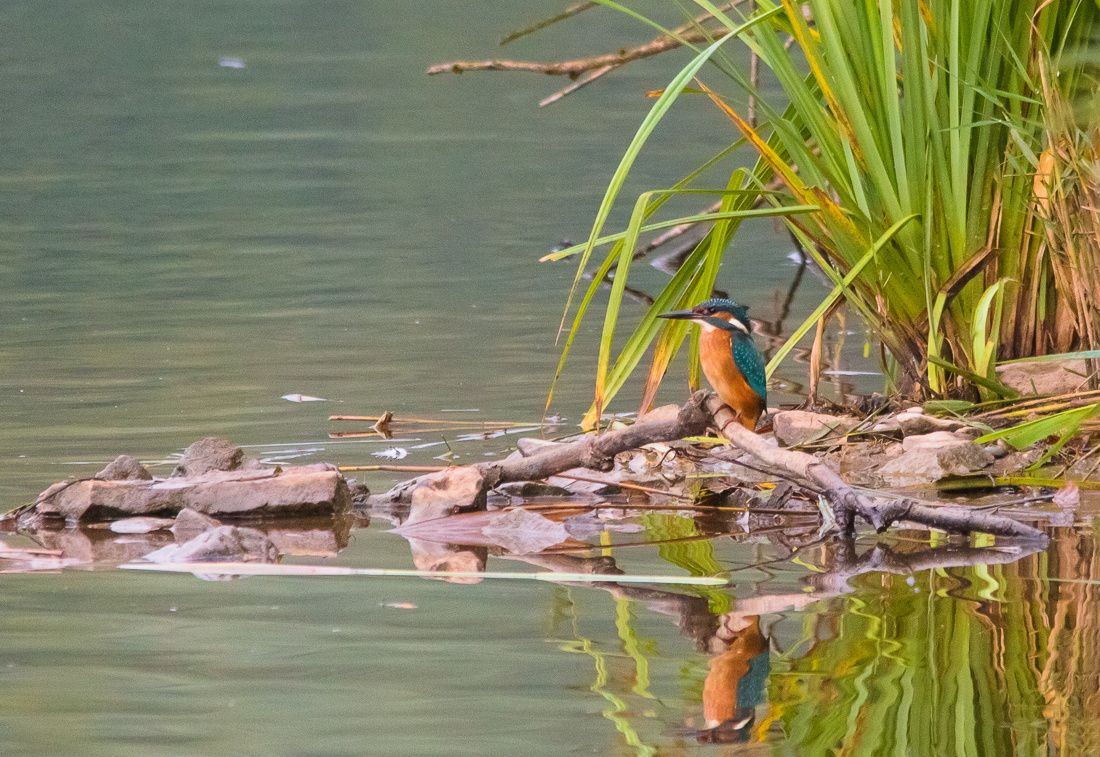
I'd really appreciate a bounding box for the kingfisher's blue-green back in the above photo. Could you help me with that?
[730,330,767,404]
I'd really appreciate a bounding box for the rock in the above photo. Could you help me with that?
[516,437,566,456]
[899,431,979,453]
[405,467,487,526]
[142,525,278,564]
[877,432,995,486]
[992,447,1046,476]
[34,468,351,523]
[637,403,682,423]
[493,481,574,498]
[109,517,176,534]
[894,411,967,436]
[176,469,350,518]
[996,359,1088,395]
[820,440,900,486]
[171,508,222,541]
[171,437,262,477]
[773,410,859,447]
[97,455,153,481]
[347,479,371,503]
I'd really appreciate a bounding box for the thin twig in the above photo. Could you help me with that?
[540,65,617,107]
[499,2,599,46]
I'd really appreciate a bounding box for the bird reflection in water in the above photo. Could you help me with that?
[697,613,769,744]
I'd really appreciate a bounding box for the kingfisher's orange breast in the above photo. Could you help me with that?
[699,328,764,431]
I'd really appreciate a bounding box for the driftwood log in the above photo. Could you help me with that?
[376,391,1047,541]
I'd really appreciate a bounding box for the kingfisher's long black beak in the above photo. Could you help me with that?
[656,308,699,321]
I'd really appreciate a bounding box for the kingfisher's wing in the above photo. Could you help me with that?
[731,335,768,403]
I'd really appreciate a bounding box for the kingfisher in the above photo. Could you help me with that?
[658,298,768,431]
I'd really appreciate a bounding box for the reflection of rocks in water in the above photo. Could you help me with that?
[170,508,222,542]
[168,508,351,557]
[406,537,487,584]
[264,520,351,557]
[36,526,176,566]
[143,525,277,564]
[22,505,353,572]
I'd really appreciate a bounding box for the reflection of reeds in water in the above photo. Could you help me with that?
[1018,526,1100,754]
[765,532,1100,755]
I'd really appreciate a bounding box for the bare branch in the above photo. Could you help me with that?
[370,391,1049,543]
[705,394,1048,540]
[500,2,600,46]
[428,31,705,78]
[540,64,619,107]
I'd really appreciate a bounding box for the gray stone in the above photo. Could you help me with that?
[96,455,153,481]
[895,411,967,436]
[900,431,962,452]
[820,440,901,486]
[992,447,1046,476]
[773,410,859,447]
[171,437,257,477]
[878,432,995,486]
[406,467,487,526]
[637,403,682,423]
[996,359,1088,395]
[493,481,574,498]
[171,508,222,541]
[109,517,176,534]
[35,468,351,523]
[516,437,566,456]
